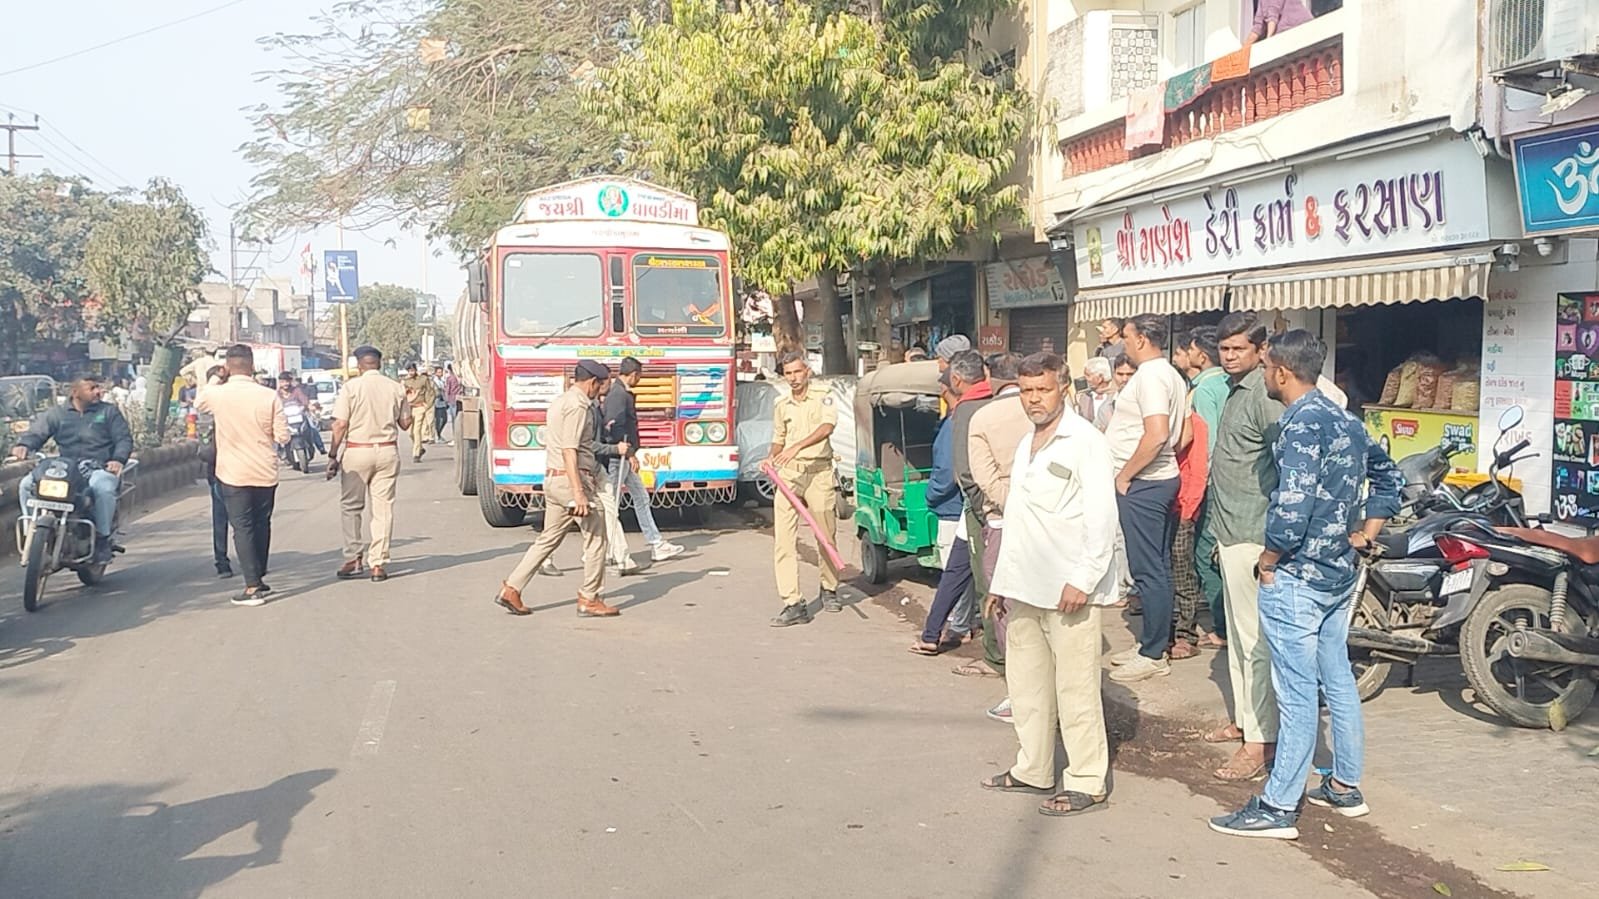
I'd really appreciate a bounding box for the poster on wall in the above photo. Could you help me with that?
[1551,292,1599,522]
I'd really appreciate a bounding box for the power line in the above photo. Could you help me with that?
[28,129,126,187]
[0,0,256,79]
[38,120,136,187]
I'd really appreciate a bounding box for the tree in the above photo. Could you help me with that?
[591,0,1027,372]
[362,308,421,364]
[241,0,665,254]
[0,174,106,372]
[348,282,434,363]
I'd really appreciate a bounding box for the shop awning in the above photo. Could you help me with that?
[1070,274,1231,322]
[1229,248,1496,311]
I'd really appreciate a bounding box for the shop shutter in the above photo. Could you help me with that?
[1008,306,1069,355]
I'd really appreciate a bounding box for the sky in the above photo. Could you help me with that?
[0,0,465,309]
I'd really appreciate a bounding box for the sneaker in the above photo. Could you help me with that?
[1208,796,1300,840]
[616,557,640,575]
[820,589,843,613]
[770,602,812,627]
[1306,775,1370,818]
[1108,646,1141,666]
[539,560,560,576]
[986,698,1013,723]
[650,541,685,562]
[231,586,272,607]
[1109,653,1171,683]
[216,563,235,579]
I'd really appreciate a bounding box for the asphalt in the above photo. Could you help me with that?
[0,441,1545,898]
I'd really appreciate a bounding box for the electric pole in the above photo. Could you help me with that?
[2,114,41,175]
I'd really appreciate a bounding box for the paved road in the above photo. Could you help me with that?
[0,444,1560,897]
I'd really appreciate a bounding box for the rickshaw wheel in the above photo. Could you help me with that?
[859,532,889,584]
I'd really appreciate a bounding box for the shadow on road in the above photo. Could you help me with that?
[0,769,336,898]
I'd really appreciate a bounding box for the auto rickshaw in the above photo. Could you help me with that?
[851,360,944,583]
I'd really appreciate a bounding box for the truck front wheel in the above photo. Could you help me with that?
[476,442,526,528]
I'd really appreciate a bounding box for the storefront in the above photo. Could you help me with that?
[983,255,1069,355]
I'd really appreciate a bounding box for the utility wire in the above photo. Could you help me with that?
[39,120,137,187]
[0,0,255,78]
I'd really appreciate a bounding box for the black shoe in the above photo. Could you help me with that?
[93,536,114,564]
[216,563,235,579]
[821,589,843,613]
[770,602,812,627]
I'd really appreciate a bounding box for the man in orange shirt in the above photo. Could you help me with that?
[198,344,289,606]
[1169,410,1210,660]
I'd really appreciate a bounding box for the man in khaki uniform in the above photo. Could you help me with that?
[401,362,437,461]
[769,350,840,627]
[328,346,412,582]
[494,360,620,619]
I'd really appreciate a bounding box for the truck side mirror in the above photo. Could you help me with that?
[467,260,488,305]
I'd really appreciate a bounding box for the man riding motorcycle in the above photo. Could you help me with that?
[9,374,134,563]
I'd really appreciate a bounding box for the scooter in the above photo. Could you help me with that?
[1346,405,1535,701]
[12,455,137,612]
[282,400,315,474]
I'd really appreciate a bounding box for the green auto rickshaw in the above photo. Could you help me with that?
[852,360,945,584]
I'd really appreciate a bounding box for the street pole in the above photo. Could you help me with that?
[2,114,42,175]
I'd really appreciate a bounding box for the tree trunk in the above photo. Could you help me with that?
[870,260,896,366]
[817,267,849,374]
[773,288,803,355]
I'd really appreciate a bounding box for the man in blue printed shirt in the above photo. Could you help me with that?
[1210,330,1403,841]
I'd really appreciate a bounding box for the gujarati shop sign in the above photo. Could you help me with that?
[1073,137,1491,289]
[1512,121,1599,236]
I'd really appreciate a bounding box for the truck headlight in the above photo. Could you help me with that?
[509,425,534,448]
[684,422,705,444]
[705,421,727,443]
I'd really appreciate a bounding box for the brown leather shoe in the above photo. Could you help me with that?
[336,556,364,579]
[370,566,389,582]
[576,596,621,618]
[495,583,531,616]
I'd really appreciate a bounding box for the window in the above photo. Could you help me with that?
[632,254,726,337]
[1172,5,1204,73]
[500,252,605,337]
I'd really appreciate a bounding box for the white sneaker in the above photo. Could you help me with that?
[1109,654,1171,683]
[617,556,640,574]
[650,541,685,562]
[1109,646,1141,666]
[539,560,560,576]
[986,698,1013,723]
[231,595,267,607]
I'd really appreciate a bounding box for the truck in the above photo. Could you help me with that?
[454,177,739,527]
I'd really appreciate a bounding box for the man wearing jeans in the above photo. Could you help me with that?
[1104,315,1188,684]
[1209,330,1401,841]
[199,344,289,606]
[601,357,683,572]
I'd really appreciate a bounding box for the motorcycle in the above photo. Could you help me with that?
[282,400,315,474]
[1392,434,1473,523]
[1346,405,1535,701]
[12,456,137,612]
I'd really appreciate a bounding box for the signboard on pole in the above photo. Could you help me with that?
[324,250,359,304]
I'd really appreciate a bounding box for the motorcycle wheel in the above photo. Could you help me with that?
[1350,590,1393,702]
[1460,584,1597,729]
[22,522,52,613]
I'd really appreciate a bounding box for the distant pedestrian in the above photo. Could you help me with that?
[1183,326,1229,649]
[980,352,1116,817]
[431,365,449,443]
[494,360,620,619]
[1095,318,1126,361]
[401,363,437,461]
[1077,357,1115,426]
[328,346,411,583]
[934,335,972,372]
[443,363,462,444]
[198,345,288,606]
[1105,315,1189,685]
[600,357,684,572]
[1209,329,1402,841]
[197,365,232,579]
[768,350,839,627]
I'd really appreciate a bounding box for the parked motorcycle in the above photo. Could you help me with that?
[282,400,315,474]
[11,456,137,612]
[1347,406,1535,701]
[1392,434,1472,523]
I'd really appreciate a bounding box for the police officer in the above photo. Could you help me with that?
[494,360,620,618]
[327,346,412,582]
[769,350,840,627]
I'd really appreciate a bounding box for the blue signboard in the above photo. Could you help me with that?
[1513,122,1599,236]
[323,249,359,304]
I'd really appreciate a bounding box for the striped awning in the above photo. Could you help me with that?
[1229,248,1496,311]
[1069,274,1231,322]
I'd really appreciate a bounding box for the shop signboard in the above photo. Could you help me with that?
[1511,121,1599,236]
[1072,137,1491,289]
[1553,292,1599,521]
[978,325,1007,353]
[1362,408,1479,474]
[891,279,931,325]
[983,257,1067,309]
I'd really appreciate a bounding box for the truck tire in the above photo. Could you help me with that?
[476,441,525,528]
[457,438,479,496]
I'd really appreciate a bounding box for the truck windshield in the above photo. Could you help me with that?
[632,254,725,337]
[501,252,604,337]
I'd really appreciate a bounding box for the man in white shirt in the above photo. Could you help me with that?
[1105,314,1189,684]
[979,352,1116,818]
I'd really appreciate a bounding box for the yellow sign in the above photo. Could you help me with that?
[1363,406,1479,472]
[574,347,667,357]
[642,256,709,268]
[639,450,673,471]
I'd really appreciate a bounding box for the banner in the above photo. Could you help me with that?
[324,250,359,304]
[1125,84,1166,151]
[1164,63,1214,112]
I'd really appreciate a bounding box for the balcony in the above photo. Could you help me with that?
[1061,35,1344,179]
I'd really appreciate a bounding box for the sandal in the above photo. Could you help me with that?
[1170,639,1200,660]
[952,660,1003,679]
[980,771,1052,794]
[1213,748,1270,782]
[908,641,943,656]
[1202,723,1245,744]
[1038,791,1109,817]
[1198,633,1227,650]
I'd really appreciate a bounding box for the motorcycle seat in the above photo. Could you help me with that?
[1499,527,1599,565]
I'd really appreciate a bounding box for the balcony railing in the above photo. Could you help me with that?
[1061,36,1344,179]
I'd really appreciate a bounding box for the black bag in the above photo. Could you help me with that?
[197,409,217,466]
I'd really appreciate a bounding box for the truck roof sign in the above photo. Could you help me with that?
[512,177,698,226]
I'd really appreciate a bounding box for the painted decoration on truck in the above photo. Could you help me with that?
[513,177,699,226]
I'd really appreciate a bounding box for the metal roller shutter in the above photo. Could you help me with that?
[1007,306,1070,355]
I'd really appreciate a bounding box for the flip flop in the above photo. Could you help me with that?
[980,772,1052,794]
[908,642,943,656]
[1213,751,1270,782]
[952,660,1003,679]
[1202,723,1245,744]
[1038,791,1109,817]
[1170,639,1200,660]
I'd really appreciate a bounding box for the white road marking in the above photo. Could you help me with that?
[351,679,397,758]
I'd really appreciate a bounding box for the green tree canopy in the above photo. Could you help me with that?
[0,174,106,371]
[82,178,212,342]
[348,282,436,363]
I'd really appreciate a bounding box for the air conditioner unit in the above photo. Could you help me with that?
[1490,0,1599,76]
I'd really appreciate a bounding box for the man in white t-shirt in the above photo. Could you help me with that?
[1104,314,1189,684]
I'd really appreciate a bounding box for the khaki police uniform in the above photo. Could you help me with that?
[772,387,839,605]
[334,370,410,566]
[402,373,437,456]
[505,385,608,599]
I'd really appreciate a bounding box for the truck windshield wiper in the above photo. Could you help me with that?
[533,315,601,349]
